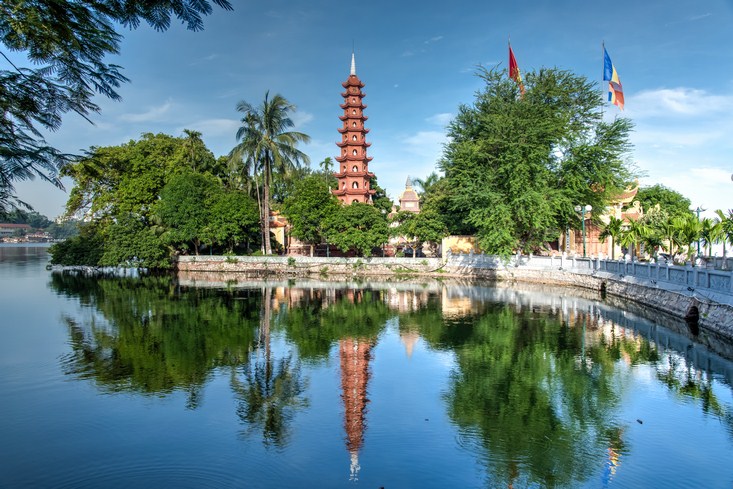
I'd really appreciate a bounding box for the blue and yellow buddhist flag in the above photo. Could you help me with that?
[603,47,624,110]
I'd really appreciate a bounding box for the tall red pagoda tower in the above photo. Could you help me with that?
[333,53,376,204]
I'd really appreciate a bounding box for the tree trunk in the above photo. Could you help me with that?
[310,244,314,257]
[263,162,272,255]
[610,237,615,260]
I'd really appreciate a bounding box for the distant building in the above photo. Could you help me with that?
[398,176,420,213]
[0,223,31,239]
[333,52,376,205]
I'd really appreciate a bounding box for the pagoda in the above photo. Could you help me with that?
[333,53,376,204]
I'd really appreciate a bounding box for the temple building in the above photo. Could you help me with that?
[333,53,376,204]
[398,176,420,213]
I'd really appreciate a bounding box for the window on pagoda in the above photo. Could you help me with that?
[352,199,359,204]
[352,182,359,189]
[352,165,358,172]
[352,150,357,156]
[352,135,357,141]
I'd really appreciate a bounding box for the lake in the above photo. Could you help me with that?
[1,244,732,488]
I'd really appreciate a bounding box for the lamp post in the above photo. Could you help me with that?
[574,204,593,257]
[694,206,706,258]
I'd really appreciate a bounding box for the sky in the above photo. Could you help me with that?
[10,0,733,220]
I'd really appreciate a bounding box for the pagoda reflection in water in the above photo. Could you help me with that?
[339,337,373,481]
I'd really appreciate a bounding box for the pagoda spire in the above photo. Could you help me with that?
[350,51,356,76]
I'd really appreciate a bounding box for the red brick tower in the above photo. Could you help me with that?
[333,53,376,204]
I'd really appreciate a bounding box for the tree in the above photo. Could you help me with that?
[0,0,232,212]
[282,175,340,256]
[599,216,623,260]
[59,132,220,266]
[230,92,310,255]
[390,209,449,257]
[440,67,635,256]
[204,190,261,254]
[712,210,733,267]
[325,203,389,257]
[636,185,693,219]
[672,214,702,263]
[412,171,441,198]
[699,217,717,259]
[157,172,219,255]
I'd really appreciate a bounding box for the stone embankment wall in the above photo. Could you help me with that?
[176,255,445,278]
[176,254,733,338]
[444,254,733,339]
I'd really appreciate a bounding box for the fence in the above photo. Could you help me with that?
[445,252,733,297]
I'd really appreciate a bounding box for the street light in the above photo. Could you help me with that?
[694,206,706,257]
[574,204,593,257]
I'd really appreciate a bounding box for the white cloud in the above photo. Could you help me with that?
[404,131,448,159]
[424,36,444,44]
[176,118,239,138]
[426,113,453,126]
[291,111,314,129]
[119,100,174,123]
[648,167,733,217]
[626,88,733,119]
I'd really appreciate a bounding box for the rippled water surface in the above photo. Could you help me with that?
[1,244,733,488]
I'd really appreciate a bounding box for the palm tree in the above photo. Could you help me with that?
[699,217,717,259]
[619,219,644,261]
[599,216,623,259]
[715,210,733,268]
[230,92,310,255]
[672,214,702,264]
[413,171,441,197]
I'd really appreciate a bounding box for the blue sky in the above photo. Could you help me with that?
[12,0,733,219]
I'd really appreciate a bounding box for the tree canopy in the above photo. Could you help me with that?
[0,0,232,213]
[635,184,693,219]
[440,67,636,255]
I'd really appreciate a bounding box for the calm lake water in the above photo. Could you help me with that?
[2,244,733,488]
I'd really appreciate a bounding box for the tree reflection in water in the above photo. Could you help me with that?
[52,272,733,485]
[231,287,308,448]
[53,272,260,403]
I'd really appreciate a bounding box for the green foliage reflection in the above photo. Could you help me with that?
[52,272,260,401]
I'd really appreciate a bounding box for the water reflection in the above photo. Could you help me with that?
[231,287,308,448]
[49,271,733,487]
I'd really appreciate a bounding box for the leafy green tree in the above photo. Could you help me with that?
[599,216,623,259]
[49,224,105,266]
[440,67,635,255]
[368,177,394,214]
[636,185,693,219]
[101,213,169,268]
[390,209,449,257]
[0,0,232,212]
[46,220,79,239]
[157,172,219,255]
[230,92,310,255]
[204,190,261,254]
[325,203,389,257]
[282,175,340,256]
[180,129,216,173]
